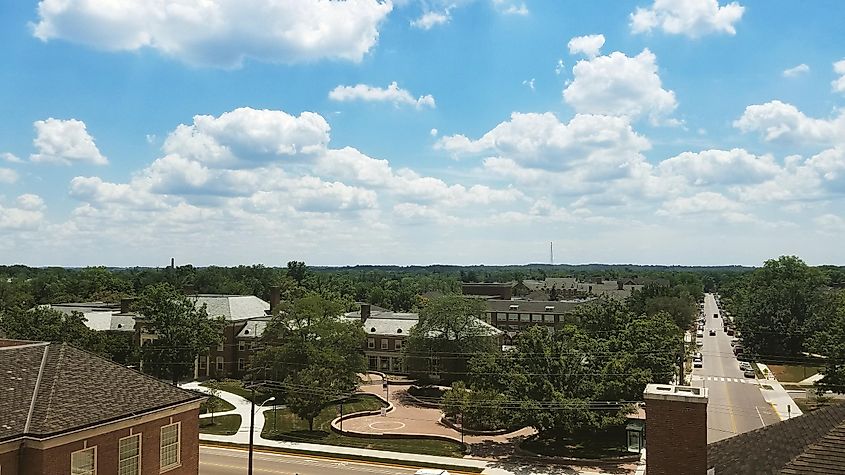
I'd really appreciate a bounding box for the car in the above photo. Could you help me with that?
[709,329,716,336]
[415,470,451,475]
[743,369,756,378]
[726,329,735,336]
[739,362,751,371]
[713,313,719,318]
[693,361,703,368]
[730,339,740,346]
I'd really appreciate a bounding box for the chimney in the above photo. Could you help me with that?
[643,384,709,475]
[170,257,175,269]
[618,281,624,291]
[120,297,136,314]
[270,286,281,314]
[360,303,371,323]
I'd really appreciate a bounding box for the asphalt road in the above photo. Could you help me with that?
[199,446,428,475]
[690,293,781,443]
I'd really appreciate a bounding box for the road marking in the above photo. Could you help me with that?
[756,406,766,426]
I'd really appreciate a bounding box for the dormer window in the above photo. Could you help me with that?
[545,306,554,312]
[371,327,376,333]
[509,304,519,310]
[397,328,403,334]
[244,329,250,334]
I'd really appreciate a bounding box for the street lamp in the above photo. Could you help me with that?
[248,392,275,475]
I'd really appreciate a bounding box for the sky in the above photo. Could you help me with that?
[1,0,844,267]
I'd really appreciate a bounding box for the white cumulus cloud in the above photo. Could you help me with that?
[411,10,451,29]
[2,152,24,164]
[563,49,678,124]
[734,100,845,147]
[782,64,809,78]
[30,118,108,166]
[32,0,393,68]
[567,34,605,58]
[0,168,19,184]
[833,59,845,94]
[630,0,745,38]
[658,149,781,185]
[329,82,436,109]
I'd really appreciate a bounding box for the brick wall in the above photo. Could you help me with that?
[18,407,199,475]
[0,446,18,474]
[645,398,708,475]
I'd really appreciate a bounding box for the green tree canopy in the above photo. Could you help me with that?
[137,283,225,384]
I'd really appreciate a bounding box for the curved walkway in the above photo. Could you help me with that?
[344,382,535,458]
[181,381,275,441]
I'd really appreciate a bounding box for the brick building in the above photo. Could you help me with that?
[483,299,592,345]
[0,339,203,475]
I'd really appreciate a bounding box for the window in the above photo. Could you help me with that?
[238,358,245,371]
[216,356,224,371]
[520,313,530,322]
[508,313,518,321]
[368,356,378,369]
[160,422,181,471]
[71,446,96,475]
[118,434,141,475]
[544,305,555,312]
[544,314,555,323]
[367,338,375,349]
[394,339,402,350]
[199,358,206,369]
[531,313,541,322]
[496,313,505,322]
[238,341,245,351]
[381,339,389,350]
[216,343,223,352]
[246,342,253,350]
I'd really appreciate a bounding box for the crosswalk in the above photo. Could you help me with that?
[691,375,758,384]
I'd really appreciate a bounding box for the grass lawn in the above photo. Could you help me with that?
[520,428,630,459]
[765,364,823,383]
[261,394,464,458]
[200,415,242,436]
[199,396,235,415]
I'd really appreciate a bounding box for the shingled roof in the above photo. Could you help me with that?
[0,340,202,442]
[707,403,845,474]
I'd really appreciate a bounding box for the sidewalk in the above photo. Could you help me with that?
[755,363,804,421]
[185,381,635,474]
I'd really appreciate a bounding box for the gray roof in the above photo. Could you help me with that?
[707,403,845,474]
[40,304,136,332]
[0,340,201,442]
[344,309,418,336]
[484,299,591,314]
[190,294,270,321]
[235,317,272,339]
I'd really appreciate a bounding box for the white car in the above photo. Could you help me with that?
[415,470,450,475]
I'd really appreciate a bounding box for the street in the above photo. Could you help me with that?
[690,293,781,443]
[200,446,429,475]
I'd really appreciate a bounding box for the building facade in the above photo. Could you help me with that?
[0,340,203,475]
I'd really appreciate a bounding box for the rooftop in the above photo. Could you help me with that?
[189,294,270,321]
[0,340,202,442]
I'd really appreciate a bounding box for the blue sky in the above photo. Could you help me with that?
[1,0,844,267]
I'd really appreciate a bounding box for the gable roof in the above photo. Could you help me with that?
[0,340,202,442]
[707,403,845,474]
[190,294,270,321]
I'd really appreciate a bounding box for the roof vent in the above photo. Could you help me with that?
[117,324,123,328]
[244,329,250,334]
[397,329,403,334]
[371,327,376,333]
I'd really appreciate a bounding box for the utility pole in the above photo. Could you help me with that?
[679,339,685,385]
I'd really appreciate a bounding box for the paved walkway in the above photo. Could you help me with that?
[755,363,804,420]
[185,381,637,474]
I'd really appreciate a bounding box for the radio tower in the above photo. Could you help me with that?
[550,241,554,265]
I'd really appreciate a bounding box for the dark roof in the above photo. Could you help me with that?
[707,403,845,474]
[484,299,592,314]
[0,340,202,442]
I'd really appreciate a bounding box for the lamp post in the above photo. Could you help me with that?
[248,390,275,475]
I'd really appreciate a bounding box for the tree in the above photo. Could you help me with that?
[206,380,222,424]
[548,285,559,301]
[403,295,498,383]
[0,306,91,345]
[808,291,845,394]
[732,256,826,356]
[137,283,225,384]
[255,295,366,428]
[286,261,308,285]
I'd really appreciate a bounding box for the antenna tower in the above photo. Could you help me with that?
[550,241,554,265]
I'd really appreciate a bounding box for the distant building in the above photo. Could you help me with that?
[483,299,592,345]
[43,300,136,332]
[0,339,203,475]
[461,283,513,300]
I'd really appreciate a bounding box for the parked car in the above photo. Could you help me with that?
[693,360,703,368]
[416,470,450,475]
[709,329,716,336]
[726,328,735,336]
[730,339,740,346]
[743,369,756,378]
[713,313,719,318]
[739,362,752,371]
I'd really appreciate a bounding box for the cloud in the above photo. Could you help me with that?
[437,112,651,182]
[658,148,781,185]
[782,64,810,78]
[555,59,565,75]
[522,78,535,91]
[0,195,45,230]
[733,100,845,146]
[0,168,19,184]
[30,118,108,165]
[430,128,439,137]
[833,59,845,94]
[2,152,24,164]
[31,0,393,68]
[162,107,330,167]
[329,82,436,109]
[563,49,677,124]
[659,191,739,215]
[814,213,845,233]
[630,0,745,38]
[411,10,451,30]
[500,3,529,15]
[567,34,605,58]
